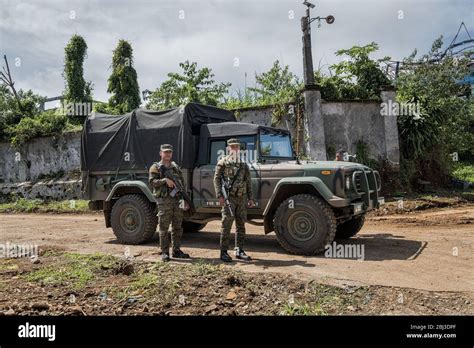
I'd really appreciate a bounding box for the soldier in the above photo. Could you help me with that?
[335,149,344,161]
[149,144,190,262]
[213,138,256,262]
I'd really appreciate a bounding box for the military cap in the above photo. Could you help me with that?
[160,144,173,152]
[227,138,240,146]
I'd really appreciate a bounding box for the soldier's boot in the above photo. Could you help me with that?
[161,250,170,262]
[220,250,232,263]
[235,247,251,261]
[172,248,190,259]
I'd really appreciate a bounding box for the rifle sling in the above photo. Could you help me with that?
[224,165,242,196]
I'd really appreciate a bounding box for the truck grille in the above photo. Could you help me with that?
[352,169,381,209]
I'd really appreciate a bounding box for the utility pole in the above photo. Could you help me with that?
[300,1,334,160]
[301,1,334,88]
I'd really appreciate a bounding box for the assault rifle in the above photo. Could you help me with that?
[162,167,195,213]
[221,174,234,217]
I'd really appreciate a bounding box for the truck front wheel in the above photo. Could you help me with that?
[274,194,336,255]
[335,215,365,239]
[110,194,157,244]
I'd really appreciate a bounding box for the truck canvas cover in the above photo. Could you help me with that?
[81,102,236,171]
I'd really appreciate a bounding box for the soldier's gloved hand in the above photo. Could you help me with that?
[247,199,256,208]
[219,197,225,206]
[165,178,175,188]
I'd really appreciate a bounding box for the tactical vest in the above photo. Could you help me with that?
[153,162,181,199]
[222,159,248,197]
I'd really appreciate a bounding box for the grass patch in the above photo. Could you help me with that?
[281,302,327,316]
[0,198,90,213]
[112,272,159,300]
[280,283,364,316]
[192,259,221,276]
[452,163,474,183]
[24,252,117,290]
[112,264,183,305]
[0,259,19,271]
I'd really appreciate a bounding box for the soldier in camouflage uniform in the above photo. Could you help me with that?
[213,138,255,262]
[149,144,190,262]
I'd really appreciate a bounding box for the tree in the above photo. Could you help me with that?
[147,61,230,109]
[222,60,303,123]
[251,60,303,125]
[0,85,45,141]
[106,40,141,114]
[396,36,473,185]
[326,42,391,99]
[63,35,93,105]
[248,60,302,103]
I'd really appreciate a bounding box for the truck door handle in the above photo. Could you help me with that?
[202,172,211,178]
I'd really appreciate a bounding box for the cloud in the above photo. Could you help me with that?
[0,0,472,102]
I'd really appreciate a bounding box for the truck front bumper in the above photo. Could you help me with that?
[351,196,385,215]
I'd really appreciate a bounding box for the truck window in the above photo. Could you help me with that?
[210,140,226,164]
[236,136,256,163]
[210,136,257,164]
[260,132,293,157]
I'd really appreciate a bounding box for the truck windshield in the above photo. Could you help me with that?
[259,131,293,158]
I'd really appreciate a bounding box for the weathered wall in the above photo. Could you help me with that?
[322,100,386,159]
[0,178,82,202]
[0,131,81,184]
[237,107,297,138]
[237,90,400,164]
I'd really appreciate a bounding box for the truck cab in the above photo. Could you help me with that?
[187,122,383,254]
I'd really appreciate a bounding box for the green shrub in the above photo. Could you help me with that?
[7,110,69,148]
[452,163,474,183]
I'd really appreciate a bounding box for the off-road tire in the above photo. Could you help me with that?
[335,215,365,239]
[110,194,157,244]
[182,221,207,233]
[274,194,336,255]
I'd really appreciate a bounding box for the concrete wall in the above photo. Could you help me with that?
[322,100,386,159]
[0,131,81,183]
[237,107,297,138]
[237,90,400,165]
[0,178,82,202]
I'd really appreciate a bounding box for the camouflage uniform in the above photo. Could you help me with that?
[149,157,186,254]
[213,145,254,252]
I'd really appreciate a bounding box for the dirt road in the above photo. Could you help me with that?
[1,205,473,293]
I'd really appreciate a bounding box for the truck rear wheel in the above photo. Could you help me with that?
[274,194,336,255]
[182,221,207,233]
[110,194,157,244]
[335,215,365,239]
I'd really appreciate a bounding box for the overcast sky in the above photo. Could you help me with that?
[0,0,472,105]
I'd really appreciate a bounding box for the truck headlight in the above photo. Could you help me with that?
[345,176,351,190]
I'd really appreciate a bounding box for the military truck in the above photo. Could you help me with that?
[81,102,384,255]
